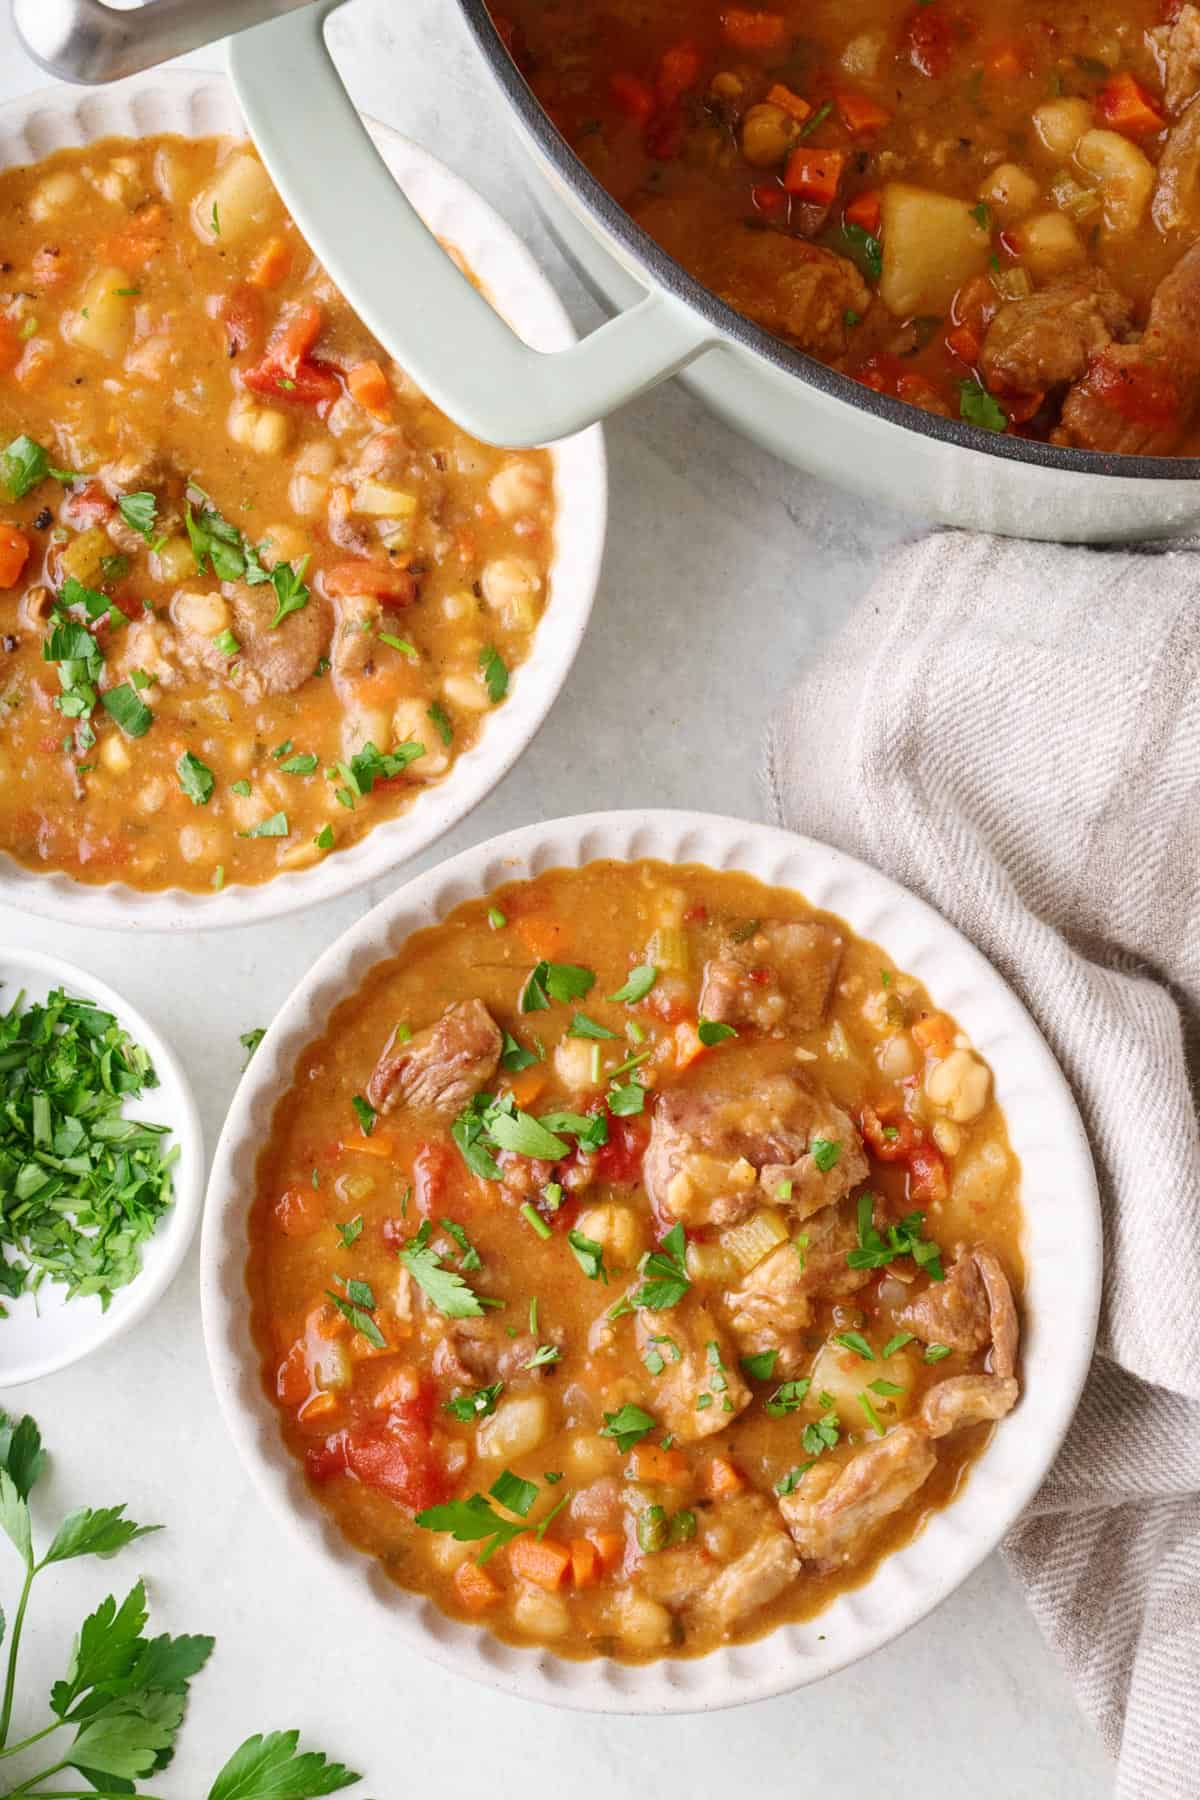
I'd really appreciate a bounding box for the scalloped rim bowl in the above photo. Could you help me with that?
[0,71,606,930]
[0,945,204,1387]
[201,809,1101,1713]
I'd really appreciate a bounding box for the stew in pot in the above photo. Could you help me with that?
[0,135,554,893]
[249,859,1023,1660]
[495,0,1200,453]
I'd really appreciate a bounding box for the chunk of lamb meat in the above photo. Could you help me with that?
[980,272,1132,396]
[1155,95,1200,236]
[778,1424,936,1567]
[725,1204,871,1374]
[366,999,502,1117]
[633,1299,749,1442]
[1151,3,1200,114]
[699,920,843,1033]
[1055,242,1200,454]
[894,1246,1018,1379]
[918,1373,1019,1438]
[636,196,870,360]
[644,1072,867,1231]
[434,1321,564,1385]
[692,1522,799,1633]
[174,581,331,701]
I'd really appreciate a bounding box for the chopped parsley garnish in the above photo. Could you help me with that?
[488,907,507,929]
[335,1216,364,1249]
[642,1333,681,1376]
[346,739,425,794]
[567,1229,607,1283]
[847,1193,945,1280]
[439,1217,482,1271]
[444,1381,503,1422]
[1,434,79,499]
[100,682,153,738]
[350,1094,376,1137]
[0,988,175,1308]
[427,700,453,746]
[414,1477,534,1563]
[882,1330,915,1358]
[840,221,883,282]
[479,644,509,703]
[697,1018,737,1047]
[740,1349,778,1381]
[522,1343,561,1370]
[213,628,240,659]
[600,1403,657,1453]
[314,824,334,851]
[324,1275,385,1349]
[117,490,159,542]
[834,1330,875,1362]
[970,200,993,230]
[264,556,310,628]
[239,811,289,840]
[628,1222,690,1311]
[765,1378,811,1417]
[519,1202,551,1239]
[239,1027,266,1067]
[810,1137,841,1173]
[775,1461,816,1496]
[924,1342,953,1363]
[608,1078,646,1117]
[176,749,214,805]
[608,965,657,1004]
[398,1219,499,1318]
[489,1468,539,1517]
[499,1031,541,1073]
[380,631,418,658]
[567,1011,618,1041]
[520,960,595,1013]
[230,778,251,797]
[279,751,319,776]
[801,1404,841,1457]
[959,378,1008,434]
[858,1390,886,1436]
[869,1378,904,1397]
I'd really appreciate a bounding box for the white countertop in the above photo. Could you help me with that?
[0,3,1110,1794]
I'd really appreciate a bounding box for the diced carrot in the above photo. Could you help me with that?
[912,1011,956,1056]
[248,235,293,289]
[703,1456,746,1500]
[720,8,786,51]
[844,188,882,234]
[672,1021,708,1070]
[455,1558,503,1612]
[1097,70,1165,138]
[610,72,655,122]
[509,1535,572,1591]
[297,1390,339,1426]
[657,44,702,106]
[276,1340,311,1407]
[513,913,568,959]
[945,323,981,366]
[337,1132,397,1159]
[273,1184,325,1237]
[589,1531,625,1574]
[347,358,393,420]
[986,44,1024,80]
[628,1443,691,1486]
[783,148,846,205]
[836,90,891,133]
[0,524,30,589]
[766,83,811,123]
[908,1141,949,1204]
[569,1538,601,1588]
[895,371,950,415]
[0,318,21,376]
[272,300,324,372]
[101,204,166,269]
[752,182,788,215]
[324,561,419,602]
[506,1066,549,1109]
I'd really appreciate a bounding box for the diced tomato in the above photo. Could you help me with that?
[1096,70,1165,139]
[273,1185,325,1236]
[844,188,882,234]
[895,371,951,415]
[682,903,709,923]
[323,561,419,602]
[313,1384,446,1513]
[413,1140,456,1219]
[610,72,655,122]
[305,1433,350,1484]
[594,1114,650,1186]
[1086,350,1180,425]
[945,322,981,366]
[783,148,846,205]
[908,1141,949,1204]
[643,109,686,159]
[657,44,702,107]
[856,351,906,397]
[860,1103,919,1161]
[0,524,30,589]
[720,8,787,51]
[276,1339,311,1407]
[218,281,265,357]
[60,481,114,529]
[242,355,341,405]
[904,4,958,78]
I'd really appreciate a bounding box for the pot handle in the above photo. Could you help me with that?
[226,1,713,444]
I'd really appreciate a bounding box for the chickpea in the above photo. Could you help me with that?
[512,1585,570,1640]
[481,556,542,611]
[172,588,230,639]
[977,161,1040,221]
[391,698,450,777]
[877,1033,917,1080]
[740,102,798,168]
[925,1048,991,1122]
[488,458,547,518]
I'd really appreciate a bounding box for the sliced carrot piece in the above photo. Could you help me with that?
[720,8,786,51]
[276,1340,311,1407]
[569,1538,601,1588]
[672,1020,708,1071]
[628,1443,691,1486]
[703,1456,746,1500]
[272,299,324,372]
[783,148,846,205]
[347,358,393,420]
[273,1185,325,1237]
[986,44,1024,80]
[944,324,981,367]
[657,44,702,107]
[323,561,419,602]
[610,72,655,122]
[912,1011,956,1056]
[1096,69,1165,138]
[0,524,30,589]
[506,1066,549,1109]
[589,1531,625,1574]
[248,234,293,289]
[513,913,568,959]
[766,82,811,123]
[844,188,882,234]
[297,1390,339,1426]
[836,90,891,133]
[455,1558,503,1612]
[509,1535,572,1591]
[337,1132,397,1159]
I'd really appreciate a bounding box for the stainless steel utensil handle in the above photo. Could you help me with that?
[228,1,712,444]
[12,0,316,84]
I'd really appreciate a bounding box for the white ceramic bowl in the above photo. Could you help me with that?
[0,70,607,930]
[201,809,1101,1713]
[0,946,203,1386]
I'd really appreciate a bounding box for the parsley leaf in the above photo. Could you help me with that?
[427,700,453,746]
[600,1403,657,1452]
[117,490,159,542]
[567,1229,608,1283]
[444,1381,503,1422]
[959,378,1008,433]
[810,1137,841,1172]
[207,1728,361,1798]
[847,1194,945,1280]
[628,1222,690,1311]
[608,964,657,1004]
[765,1378,811,1417]
[239,1027,266,1067]
[100,681,153,737]
[413,1488,529,1564]
[479,644,508,703]
[1,433,79,499]
[324,1278,386,1350]
[520,961,595,1011]
[566,1011,618,1041]
[399,1220,495,1318]
[697,1018,737,1047]
[335,1216,364,1249]
[177,749,215,805]
[740,1350,778,1381]
[834,1330,875,1361]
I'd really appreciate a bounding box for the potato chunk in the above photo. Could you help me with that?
[1075,130,1154,235]
[193,152,275,245]
[64,266,136,359]
[878,185,991,317]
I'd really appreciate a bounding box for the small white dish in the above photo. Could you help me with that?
[0,947,203,1386]
[201,808,1101,1713]
[0,70,607,930]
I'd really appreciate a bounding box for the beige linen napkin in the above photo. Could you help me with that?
[763,531,1200,1800]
